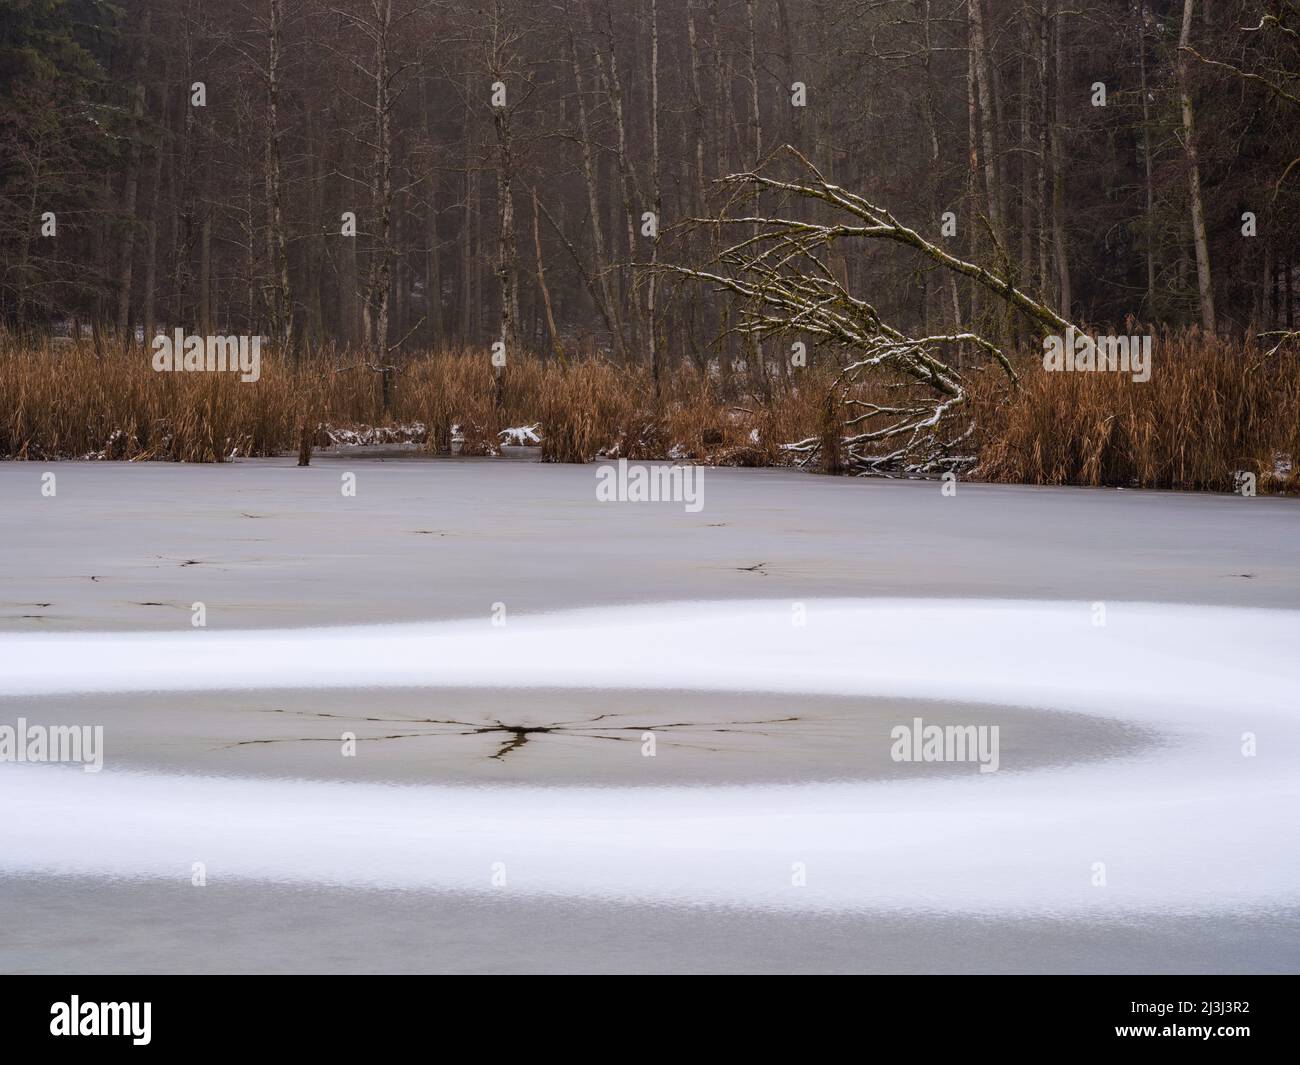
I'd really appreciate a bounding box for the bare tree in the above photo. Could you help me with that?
[115,11,153,339]
[670,149,1076,473]
[1177,0,1216,333]
[483,0,522,354]
[332,0,415,356]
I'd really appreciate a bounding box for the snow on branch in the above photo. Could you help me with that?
[666,145,1079,476]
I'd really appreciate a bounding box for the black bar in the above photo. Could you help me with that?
[1,976,1291,1052]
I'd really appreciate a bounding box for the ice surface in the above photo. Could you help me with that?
[2,598,1297,914]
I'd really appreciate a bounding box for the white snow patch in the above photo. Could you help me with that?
[499,424,542,446]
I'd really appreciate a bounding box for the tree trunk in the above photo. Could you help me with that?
[115,12,152,339]
[567,22,623,357]
[393,191,408,347]
[709,0,734,386]
[1049,0,1072,317]
[199,215,212,335]
[744,0,767,394]
[1036,0,1051,302]
[966,9,981,329]
[489,2,520,355]
[684,0,712,361]
[460,73,476,344]
[363,0,395,357]
[265,0,293,355]
[1018,4,1034,293]
[1137,3,1157,318]
[142,73,169,342]
[532,187,563,362]
[968,0,1002,242]
[589,3,643,353]
[1177,0,1216,333]
[339,223,359,346]
[420,74,442,351]
[648,0,662,396]
[303,104,325,346]
[775,0,800,151]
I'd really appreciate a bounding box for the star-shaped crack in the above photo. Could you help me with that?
[223,707,800,761]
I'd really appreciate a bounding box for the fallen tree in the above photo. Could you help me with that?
[668,146,1078,475]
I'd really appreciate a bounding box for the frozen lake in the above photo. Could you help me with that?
[1,454,1298,972]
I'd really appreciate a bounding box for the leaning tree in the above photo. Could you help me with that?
[670,147,1079,475]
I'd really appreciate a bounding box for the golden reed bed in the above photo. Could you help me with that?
[1,332,1295,493]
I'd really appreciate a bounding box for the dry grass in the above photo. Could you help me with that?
[538,359,632,463]
[1,338,300,461]
[971,329,1300,493]
[1,330,1295,493]
[0,336,834,465]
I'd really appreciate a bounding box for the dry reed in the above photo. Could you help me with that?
[1,331,1294,493]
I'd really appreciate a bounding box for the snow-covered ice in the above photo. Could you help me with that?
[2,598,1297,915]
[2,459,1297,971]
